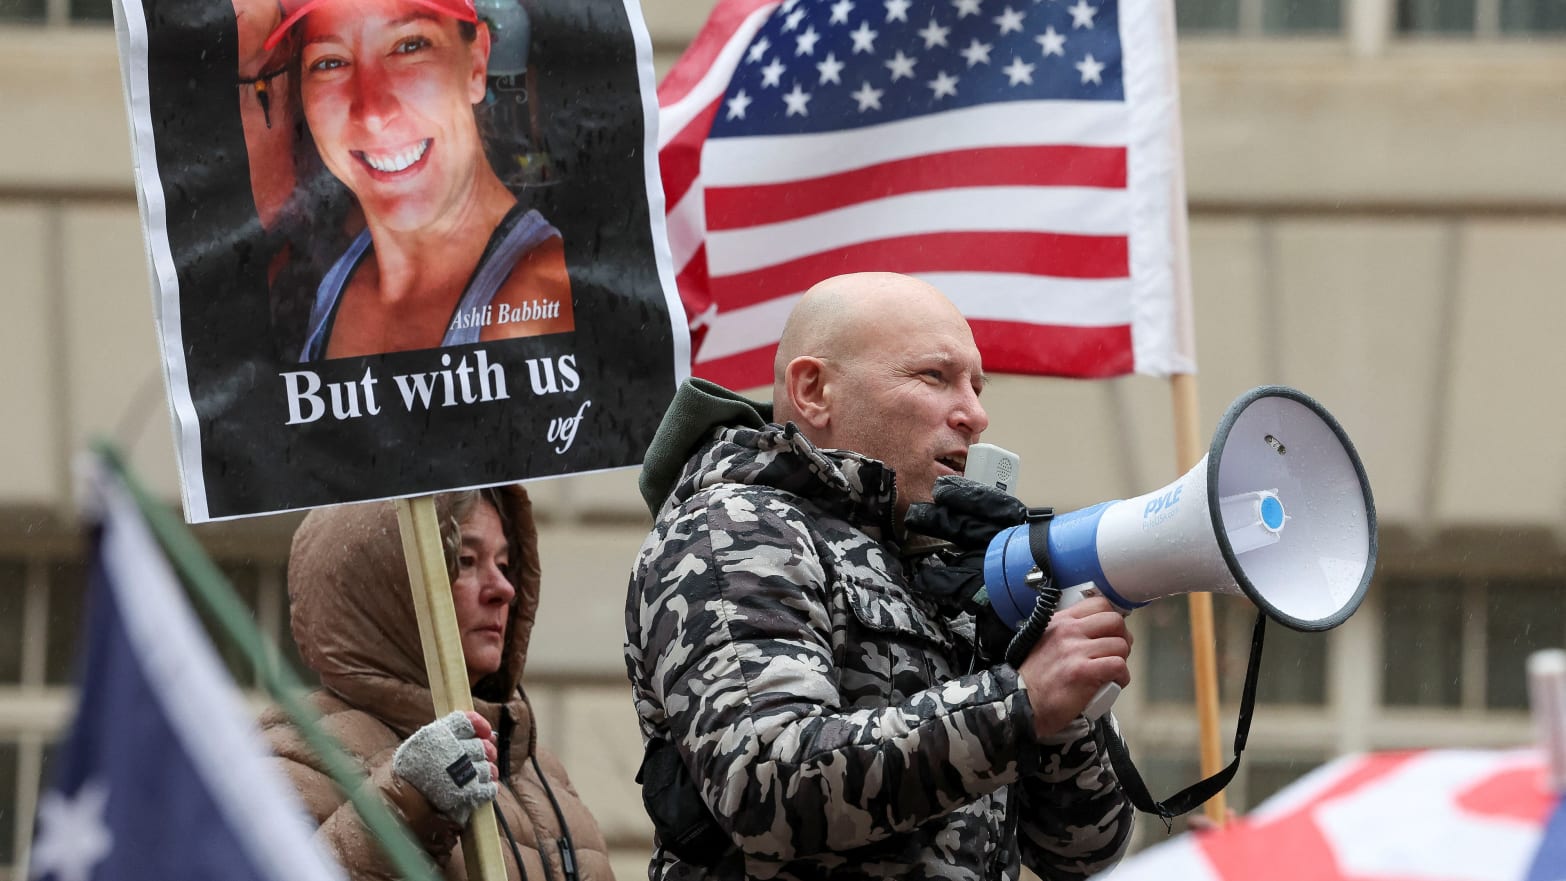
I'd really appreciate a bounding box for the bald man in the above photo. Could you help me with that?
[626,273,1134,881]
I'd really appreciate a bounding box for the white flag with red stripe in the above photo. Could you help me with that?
[1098,750,1566,881]
[658,0,1195,387]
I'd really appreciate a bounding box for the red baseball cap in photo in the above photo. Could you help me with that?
[263,0,480,52]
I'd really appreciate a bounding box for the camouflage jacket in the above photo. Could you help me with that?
[625,381,1133,881]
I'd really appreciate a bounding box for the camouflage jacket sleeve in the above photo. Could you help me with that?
[1013,716,1135,880]
[630,488,1044,862]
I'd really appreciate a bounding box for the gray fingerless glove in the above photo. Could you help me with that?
[392,711,497,824]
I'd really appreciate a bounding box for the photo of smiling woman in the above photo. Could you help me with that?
[264,0,575,362]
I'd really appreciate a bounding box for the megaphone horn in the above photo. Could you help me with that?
[980,385,1378,717]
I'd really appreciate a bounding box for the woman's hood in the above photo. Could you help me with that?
[286,485,542,728]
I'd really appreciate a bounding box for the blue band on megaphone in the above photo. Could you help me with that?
[1045,502,1149,611]
[983,503,1149,630]
[1044,502,1109,588]
[983,525,1036,629]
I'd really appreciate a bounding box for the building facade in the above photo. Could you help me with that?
[1,0,1564,876]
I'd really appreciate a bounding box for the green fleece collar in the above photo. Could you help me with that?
[639,378,773,515]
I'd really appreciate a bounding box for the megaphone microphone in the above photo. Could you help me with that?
[972,385,1377,720]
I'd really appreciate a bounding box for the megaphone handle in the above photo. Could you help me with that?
[1083,684,1121,720]
[1058,584,1124,721]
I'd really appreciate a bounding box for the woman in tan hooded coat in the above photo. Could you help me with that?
[260,486,613,881]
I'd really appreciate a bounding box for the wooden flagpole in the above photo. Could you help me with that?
[396,496,509,881]
[1170,373,1227,825]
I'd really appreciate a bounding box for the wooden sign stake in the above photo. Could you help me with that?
[396,496,509,881]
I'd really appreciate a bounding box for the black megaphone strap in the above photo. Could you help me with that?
[1100,611,1267,823]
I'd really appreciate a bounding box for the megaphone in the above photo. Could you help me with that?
[978,385,1377,717]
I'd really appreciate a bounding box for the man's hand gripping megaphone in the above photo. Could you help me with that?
[906,476,1133,734]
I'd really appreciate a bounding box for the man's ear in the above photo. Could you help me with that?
[781,356,833,432]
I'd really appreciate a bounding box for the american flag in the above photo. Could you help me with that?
[659,0,1194,387]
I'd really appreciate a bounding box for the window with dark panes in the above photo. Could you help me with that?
[1399,0,1478,32]
[278,607,319,689]
[0,0,45,23]
[43,562,86,686]
[1502,0,1566,31]
[1252,616,1328,705]
[1178,0,1242,32]
[1398,0,1566,32]
[208,563,264,688]
[1243,755,1321,807]
[1381,576,1464,707]
[37,738,61,807]
[1142,594,1326,706]
[0,741,16,868]
[70,0,111,20]
[0,0,110,23]
[1141,598,1199,703]
[1174,0,1343,35]
[1265,0,1342,31]
[0,563,25,684]
[1485,578,1566,709]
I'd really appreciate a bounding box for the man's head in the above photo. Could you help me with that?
[773,272,988,517]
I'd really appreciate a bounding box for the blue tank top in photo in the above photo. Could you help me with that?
[298,207,562,362]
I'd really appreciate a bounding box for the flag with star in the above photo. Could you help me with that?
[26,462,345,881]
[659,0,1194,384]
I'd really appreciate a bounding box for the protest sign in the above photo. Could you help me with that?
[114,0,688,521]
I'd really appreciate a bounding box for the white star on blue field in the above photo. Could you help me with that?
[714,0,1123,136]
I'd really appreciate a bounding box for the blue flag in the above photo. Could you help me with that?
[27,465,345,881]
[1528,800,1566,881]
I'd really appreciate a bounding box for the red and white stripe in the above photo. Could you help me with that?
[656,0,1192,387]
